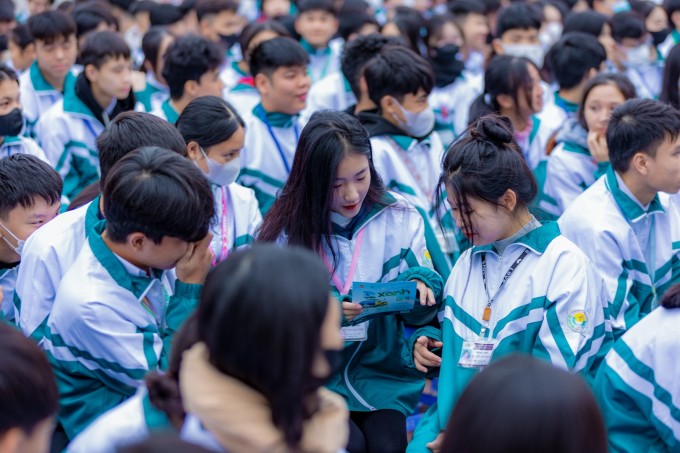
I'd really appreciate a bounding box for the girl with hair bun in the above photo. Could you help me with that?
[408,114,611,452]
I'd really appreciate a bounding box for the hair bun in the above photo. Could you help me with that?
[471,114,515,145]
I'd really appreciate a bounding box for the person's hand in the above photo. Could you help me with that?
[413,336,443,373]
[426,432,445,452]
[412,279,436,306]
[175,233,213,285]
[342,302,363,321]
[587,131,610,163]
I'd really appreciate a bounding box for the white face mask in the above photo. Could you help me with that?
[0,222,24,257]
[197,147,241,187]
[624,44,651,68]
[391,99,436,138]
[502,43,545,68]
[539,22,563,50]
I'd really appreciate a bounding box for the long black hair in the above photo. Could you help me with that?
[436,114,537,237]
[258,110,386,258]
[661,43,680,109]
[175,96,244,147]
[196,245,331,449]
[441,355,607,453]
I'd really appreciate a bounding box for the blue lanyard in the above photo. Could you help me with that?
[258,107,299,173]
[83,119,100,141]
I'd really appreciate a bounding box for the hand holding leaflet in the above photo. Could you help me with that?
[350,281,417,324]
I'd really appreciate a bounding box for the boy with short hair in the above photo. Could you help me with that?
[149,3,188,37]
[539,31,607,134]
[36,30,136,209]
[358,45,453,276]
[152,34,224,123]
[0,65,49,162]
[448,0,490,75]
[491,2,545,69]
[7,25,36,75]
[0,154,61,323]
[294,0,341,84]
[43,147,215,439]
[611,11,662,99]
[22,11,78,138]
[237,36,310,214]
[659,0,680,57]
[15,111,188,343]
[196,0,244,53]
[72,1,118,47]
[560,98,680,339]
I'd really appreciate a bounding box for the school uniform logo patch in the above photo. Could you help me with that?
[567,310,588,333]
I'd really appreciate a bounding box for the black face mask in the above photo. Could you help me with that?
[0,34,7,53]
[651,28,671,47]
[430,44,465,88]
[0,108,24,137]
[219,33,239,50]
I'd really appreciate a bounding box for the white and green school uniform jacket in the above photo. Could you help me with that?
[208,182,262,264]
[540,119,608,217]
[149,98,179,124]
[300,72,356,124]
[516,114,552,172]
[0,134,49,162]
[300,38,343,85]
[0,264,18,323]
[227,81,261,118]
[43,223,202,439]
[20,62,78,138]
[220,60,248,93]
[66,386,174,453]
[278,193,444,416]
[36,89,104,208]
[237,104,301,214]
[134,72,168,113]
[15,198,102,344]
[408,221,612,452]
[536,90,579,141]
[624,62,663,99]
[595,306,680,452]
[559,168,680,339]
[369,131,456,277]
[428,72,483,146]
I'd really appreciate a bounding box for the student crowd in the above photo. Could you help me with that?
[0,0,680,451]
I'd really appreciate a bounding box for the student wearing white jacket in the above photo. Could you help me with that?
[15,112,190,343]
[176,96,262,261]
[258,111,443,453]
[21,11,78,138]
[560,98,680,340]
[595,284,680,453]
[236,37,310,214]
[43,148,215,440]
[409,116,611,452]
[540,73,636,217]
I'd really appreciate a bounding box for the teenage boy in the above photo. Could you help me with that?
[358,45,453,276]
[448,0,490,75]
[611,11,662,99]
[539,32,606,135]
[0,154,61,323]
[22,11,78,138]
[43,147,215,439]
[560,98,680,339]
[237,36,310,214]
[8,25,36,75]
[294,0,341,84]
[0,65,48,162]
[196,0,245,56]
[659,0,680,57]
[15,111,188,344]
[152,34,224,123]
[36,30,136,209]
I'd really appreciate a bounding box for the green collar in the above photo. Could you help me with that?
[390,134,417,151]
[471,221,560,256]
[673,29,680,44]
[161,99,179,124]
[330,192,397,238]
[231,60,247,77]
[63,83,99,121]
[253,103,296,128]
[604,167,664,222]
[29,61,76,93]
[85,195,104,232]
[1,135,22,145]
[562,141,590,157]
[300,39,330,56]
[87,223,163,299]
[529,115,541,144]
[554,91,579,114]
[142,392,174,432]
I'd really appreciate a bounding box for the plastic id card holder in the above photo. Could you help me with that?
[458,338,497,369]
[341,322,369,341]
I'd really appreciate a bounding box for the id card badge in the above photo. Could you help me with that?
[341,321,369,341]
[458,338,497,369]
